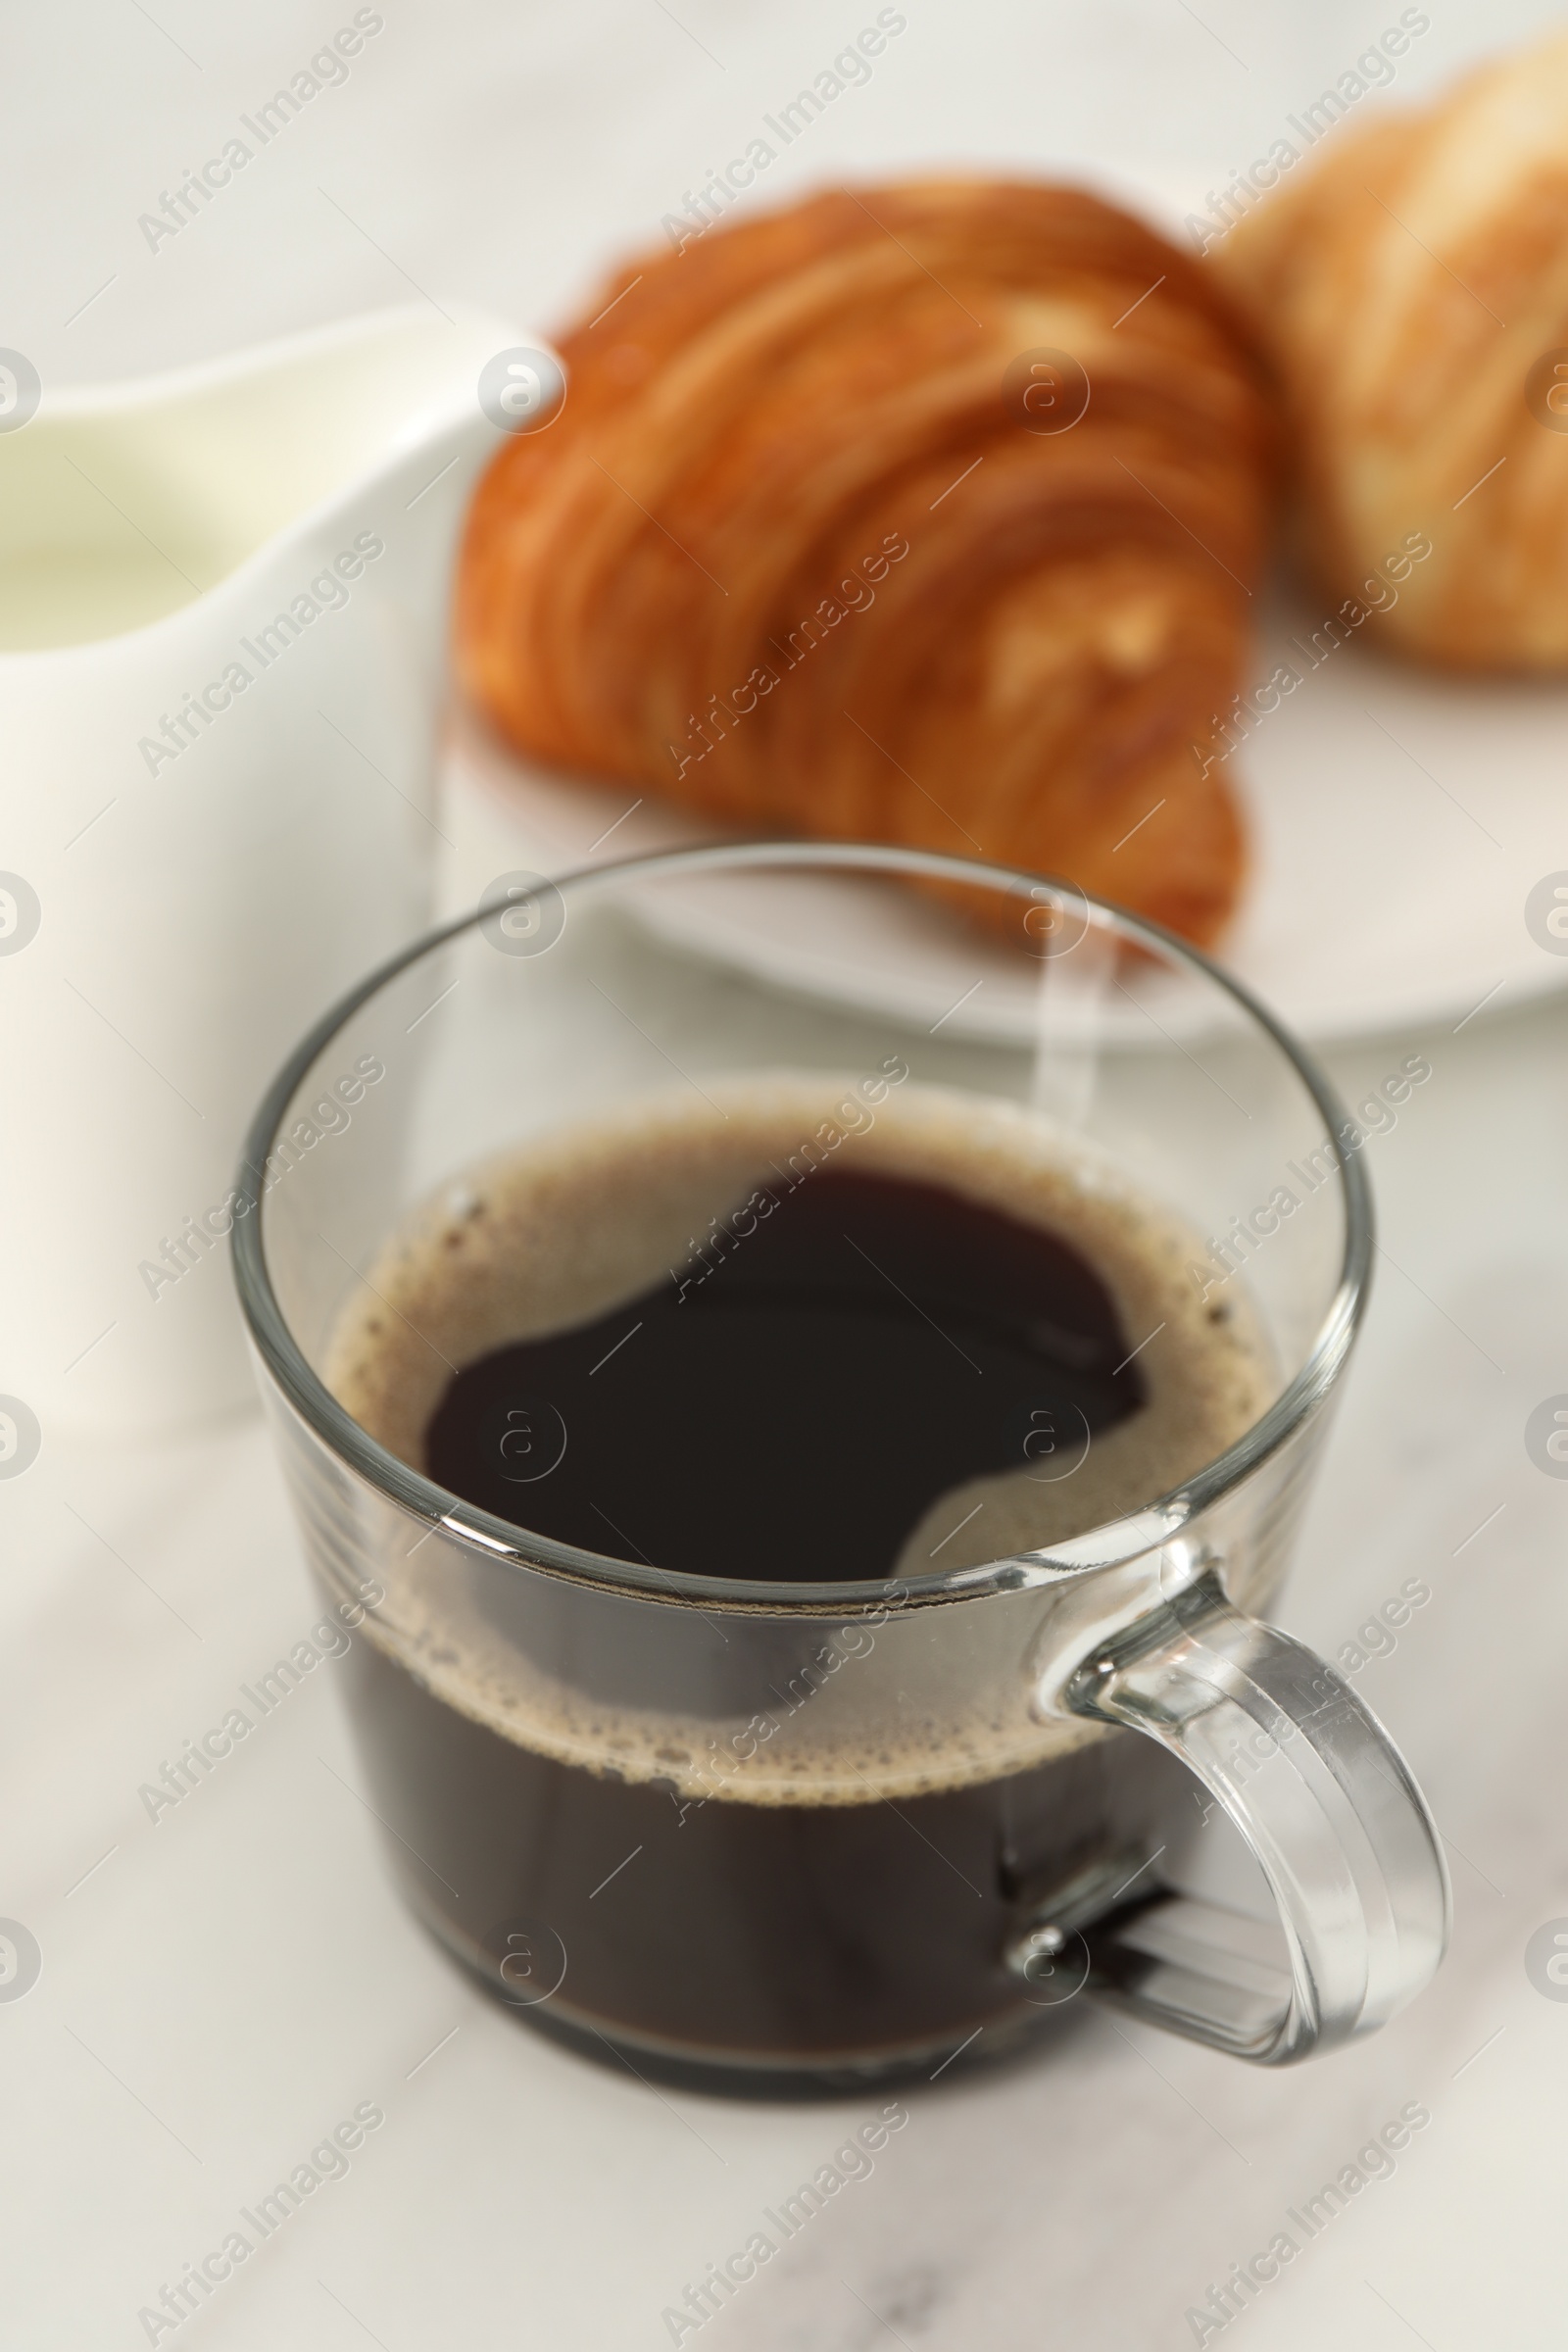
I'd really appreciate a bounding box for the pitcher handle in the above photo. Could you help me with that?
[1013,1567,1449,2064]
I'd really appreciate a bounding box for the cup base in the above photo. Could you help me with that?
[418,1903,1053,2101]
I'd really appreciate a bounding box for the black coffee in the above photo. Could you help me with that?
[336,1618,1189,2079]
[424,1169,1145,1582]
[325,1087,1268,2082]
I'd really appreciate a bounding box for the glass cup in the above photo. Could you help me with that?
[233,843,1447,2089]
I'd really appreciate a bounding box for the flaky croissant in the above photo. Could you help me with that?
[459,180,1277,946]
[1212,31,1568,670]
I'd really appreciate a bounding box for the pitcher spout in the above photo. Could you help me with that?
[0,304,554,654]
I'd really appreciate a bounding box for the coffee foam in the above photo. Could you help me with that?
[326,1077,1277,1805]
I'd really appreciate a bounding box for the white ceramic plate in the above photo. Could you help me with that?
[437,586,1568,1047]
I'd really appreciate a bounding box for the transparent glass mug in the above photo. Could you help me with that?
[233,844,1447,2087]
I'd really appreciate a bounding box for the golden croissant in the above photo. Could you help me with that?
[1212,30,1568,670]
[459,180,1277,946]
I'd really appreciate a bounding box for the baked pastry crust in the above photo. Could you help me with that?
[1213,35,1568,669]
[460,181,1276,944]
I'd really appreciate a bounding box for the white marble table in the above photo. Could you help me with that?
[6,3,1568,2345]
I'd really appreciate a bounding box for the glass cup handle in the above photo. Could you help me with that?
[1021,1566,1450,2064]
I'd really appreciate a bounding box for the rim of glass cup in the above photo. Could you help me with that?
[232,842,1372,1610]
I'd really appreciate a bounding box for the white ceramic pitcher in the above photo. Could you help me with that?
[0,304,549,1433]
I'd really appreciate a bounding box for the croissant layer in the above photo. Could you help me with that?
[1213,34,1568,671]
[461,181,1277,944]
